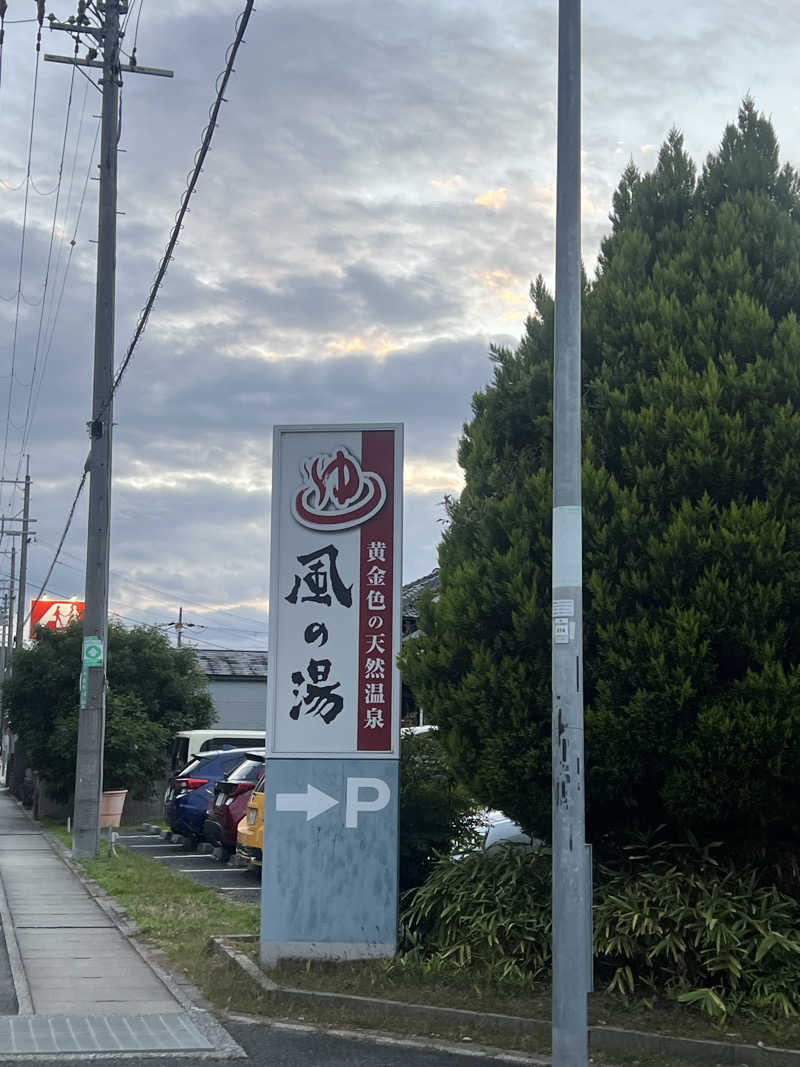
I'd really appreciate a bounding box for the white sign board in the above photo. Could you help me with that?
[267,424,403,759]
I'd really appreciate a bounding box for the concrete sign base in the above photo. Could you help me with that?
[260,758,399,967]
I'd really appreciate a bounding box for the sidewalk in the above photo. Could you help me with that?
[0,786,237,1056]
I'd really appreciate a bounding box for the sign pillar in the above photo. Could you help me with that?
[262,424,403,966]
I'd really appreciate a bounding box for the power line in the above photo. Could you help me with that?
[100,0,255,421]
[37,537,267,628]
[38,543,267,638]
[24,460,88,629]
[13,48,80,492]
[2,13,46,502]
[29,0,256,641]
[19,104,100,470]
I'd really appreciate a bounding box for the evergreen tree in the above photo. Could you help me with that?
[400,101,800,857]
[5,622,215,802]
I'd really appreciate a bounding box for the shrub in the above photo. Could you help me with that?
[595,833,800,1019]
[398,729,480,892]
[401,836,800,1018]
[401,845,552,985]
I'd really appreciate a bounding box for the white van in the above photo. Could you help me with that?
[169,729,266,775]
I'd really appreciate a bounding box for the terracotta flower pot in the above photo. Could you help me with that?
[100,789,128,828]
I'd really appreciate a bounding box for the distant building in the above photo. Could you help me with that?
[401,568,440,638]
[192,570,441,729]
[192,649,269,730]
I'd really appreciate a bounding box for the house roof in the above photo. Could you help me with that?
[401,569,440,618]
[193,649,268,679]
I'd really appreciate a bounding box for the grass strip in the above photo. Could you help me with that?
[48,833,800,1065]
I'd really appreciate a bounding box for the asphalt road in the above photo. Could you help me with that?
[0,1016,542,1066]
[117,832,262,906]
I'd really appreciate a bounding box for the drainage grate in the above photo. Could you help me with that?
[0,1012,213,1054]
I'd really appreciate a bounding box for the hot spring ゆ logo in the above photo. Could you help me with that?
[292,447,387,531]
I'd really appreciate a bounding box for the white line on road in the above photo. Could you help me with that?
[219,886,260,891]
[179,867,250,874]
[127,843,183,849]
[153,854,212,861]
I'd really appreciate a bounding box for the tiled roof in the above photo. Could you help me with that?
[401,569,440,617]
[193,649,268,679]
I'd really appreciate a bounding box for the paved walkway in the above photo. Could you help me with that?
[0,786,236,1056]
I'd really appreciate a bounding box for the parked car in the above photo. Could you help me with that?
[236,776,265,870]
[203,750,265,858]
[164,748,258,841]
[168,729,265,776]
[482,809,540,850]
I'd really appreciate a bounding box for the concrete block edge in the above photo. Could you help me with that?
[209,935,800,1066]
[0,862,34,1014]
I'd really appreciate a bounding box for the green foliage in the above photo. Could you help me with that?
[398,730,480,892]
[595,834,800,1020]
[399,99,800,857]
[401,846,552,987]
[401,837,800,1020]
[5,621,215,802]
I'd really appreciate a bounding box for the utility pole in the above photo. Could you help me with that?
[551,0,590,1065]
[165,607,202,648]
[6,544,15,668]
[46,1,172,859]
[14,458,31,650]
[0,473,37,653]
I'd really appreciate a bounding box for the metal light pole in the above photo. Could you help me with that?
[551,0,590,1064]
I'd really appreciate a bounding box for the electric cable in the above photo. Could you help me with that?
[19,111,100,468]
[0,1,7,94]
[98,0,255,422]
[24,458,88,629]
[1,9,47,504]
[39,542,268,635]
[29,0,256,629]
[13,50,80,490]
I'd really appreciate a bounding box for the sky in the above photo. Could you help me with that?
[0,0,798,652]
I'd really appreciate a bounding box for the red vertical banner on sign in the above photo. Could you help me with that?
[357,429,395,751]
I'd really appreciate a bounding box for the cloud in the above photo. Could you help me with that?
[2,0,800,650]
[430,175,464,193]
[474,187,509,212]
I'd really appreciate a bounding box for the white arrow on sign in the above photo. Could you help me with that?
[275,784,338,822]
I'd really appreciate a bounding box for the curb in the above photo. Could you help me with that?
[0,849,33,1014]
[210,935,800,1066]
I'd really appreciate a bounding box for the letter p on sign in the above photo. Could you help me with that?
[345,777,390,828]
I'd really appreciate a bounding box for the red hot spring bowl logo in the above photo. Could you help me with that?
[292,448,387,531]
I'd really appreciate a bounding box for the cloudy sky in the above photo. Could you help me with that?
[0,0,798,652]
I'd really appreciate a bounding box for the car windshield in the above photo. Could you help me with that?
[227,758,263,783]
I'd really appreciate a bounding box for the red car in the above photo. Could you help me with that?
[202,750,265,858]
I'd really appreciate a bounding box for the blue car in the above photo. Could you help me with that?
[164,748,252,841]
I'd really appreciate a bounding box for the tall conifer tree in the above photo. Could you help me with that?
[400,101,800,855]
